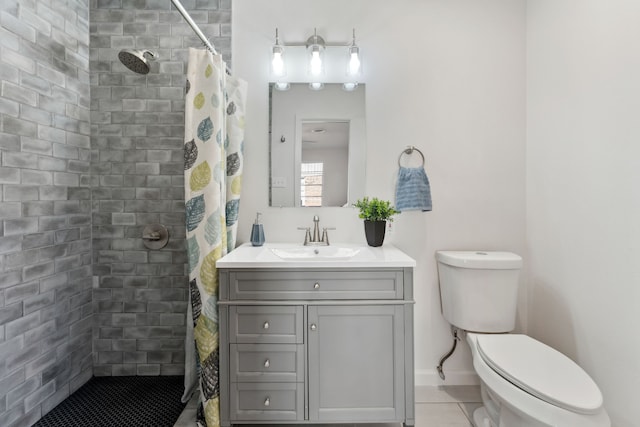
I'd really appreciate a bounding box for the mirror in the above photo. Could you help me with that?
[269,83,366,207]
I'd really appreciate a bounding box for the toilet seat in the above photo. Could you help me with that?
[476,334,603,415]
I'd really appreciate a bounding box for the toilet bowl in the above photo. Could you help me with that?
[436,251,610,427]
[467,333,610,427]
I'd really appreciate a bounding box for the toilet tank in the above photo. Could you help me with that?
[436,251,522,333]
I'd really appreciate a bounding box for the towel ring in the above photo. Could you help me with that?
[398,146,425,167]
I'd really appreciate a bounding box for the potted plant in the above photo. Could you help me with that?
[353,197,399,247]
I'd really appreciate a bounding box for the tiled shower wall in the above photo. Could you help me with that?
[89,0,231,376]
[0,0,93,425]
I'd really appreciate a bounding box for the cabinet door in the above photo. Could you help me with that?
[308,305,405,422]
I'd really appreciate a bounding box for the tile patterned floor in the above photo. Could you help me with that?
[173,386,482,427]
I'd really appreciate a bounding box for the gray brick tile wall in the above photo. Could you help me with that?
[0,0,93,424]
[90,0,230,378]
[1,0,231,423]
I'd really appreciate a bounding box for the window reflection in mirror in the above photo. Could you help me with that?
[300,121,348,207]
[269,83,366,207]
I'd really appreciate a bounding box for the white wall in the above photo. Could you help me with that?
[526,2,640,426]
[233,0,526,386]
[232,1,640,422]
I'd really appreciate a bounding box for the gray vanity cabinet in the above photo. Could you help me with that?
[307,305,405,422]
[218,267,415,427]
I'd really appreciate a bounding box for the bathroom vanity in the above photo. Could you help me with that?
[216,243,416,427]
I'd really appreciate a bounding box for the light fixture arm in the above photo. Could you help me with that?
[305,28,326,50]
[274,28,281,46]
[277,28,355,48]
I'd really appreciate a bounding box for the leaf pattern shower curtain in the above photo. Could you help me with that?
[184,48,247,426]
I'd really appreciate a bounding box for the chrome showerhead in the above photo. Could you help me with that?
[118,49,157,74]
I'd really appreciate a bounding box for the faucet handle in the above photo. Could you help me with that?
[321,227,336,245]
[297,227,312,245]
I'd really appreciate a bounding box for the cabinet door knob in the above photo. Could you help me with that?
[264,359,270,368]
[264,397,270,407]
[263,321,270,329]
[310,324,317,331]
[313,282,320,289]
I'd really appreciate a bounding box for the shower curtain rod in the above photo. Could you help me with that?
[170,0,216,54]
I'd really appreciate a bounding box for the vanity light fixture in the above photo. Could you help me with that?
[270,28,362,89]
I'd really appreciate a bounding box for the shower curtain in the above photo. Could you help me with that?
[183,48,247,426]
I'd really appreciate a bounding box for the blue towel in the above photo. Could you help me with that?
[395,166,432,212]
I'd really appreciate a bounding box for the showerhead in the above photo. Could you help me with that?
[118,49,157,74]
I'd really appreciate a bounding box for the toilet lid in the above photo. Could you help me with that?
[477,334,603,414]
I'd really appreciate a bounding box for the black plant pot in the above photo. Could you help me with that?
[364,220,386,247]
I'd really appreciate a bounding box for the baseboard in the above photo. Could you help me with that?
[415,368,480,386]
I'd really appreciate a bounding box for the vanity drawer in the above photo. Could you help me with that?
[229,270,403,300]
[230,305,303,344]
[230,343,303,383]
[230,382,304,421]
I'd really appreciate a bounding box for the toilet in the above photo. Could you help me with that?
[436,251,610,427]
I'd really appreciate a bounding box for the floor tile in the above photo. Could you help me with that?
[458,402,483,424]
[415,403,473,426]
[415,385,481,403]
[173,393,199,427]
[173,407,198,427]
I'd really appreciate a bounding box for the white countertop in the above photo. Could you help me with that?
[216,243,416,269]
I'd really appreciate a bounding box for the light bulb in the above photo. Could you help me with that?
[309,82,324,91]
[342,82,358,91]
[274,82,290,91]
[348,47,360,76]
[310,47,322,76]
[271,46,284,77]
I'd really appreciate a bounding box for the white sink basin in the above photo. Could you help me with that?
[270,246,361,260]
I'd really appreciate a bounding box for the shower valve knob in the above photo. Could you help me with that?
[141,224,169,250]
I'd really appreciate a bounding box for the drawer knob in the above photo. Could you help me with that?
[264,397,270,407]
[263,321,270,330]
[264,359,270,368]
[313,282,320,289]
[310,324,317,331]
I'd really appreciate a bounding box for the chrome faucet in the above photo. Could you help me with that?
[298,216,334,246]
[312,215,321,243]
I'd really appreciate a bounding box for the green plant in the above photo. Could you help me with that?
[353,197,399,222]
